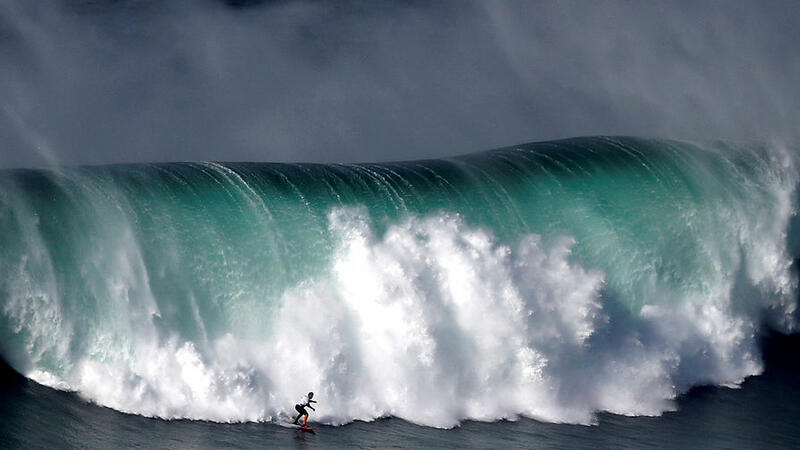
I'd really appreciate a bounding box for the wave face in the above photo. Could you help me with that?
[0,137,798,426]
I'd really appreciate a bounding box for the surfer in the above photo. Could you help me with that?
[293,392,316,426]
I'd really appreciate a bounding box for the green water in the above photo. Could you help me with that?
[0,136,796,426]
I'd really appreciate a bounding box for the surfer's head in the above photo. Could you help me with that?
[308,392,314,398]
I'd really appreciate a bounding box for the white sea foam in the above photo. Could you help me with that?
[8,203,797,427]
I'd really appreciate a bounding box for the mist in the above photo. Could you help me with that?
[0,0,798,168]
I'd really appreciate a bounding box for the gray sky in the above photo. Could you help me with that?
[1,0,798,168]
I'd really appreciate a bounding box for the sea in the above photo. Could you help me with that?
[2,137,800,448]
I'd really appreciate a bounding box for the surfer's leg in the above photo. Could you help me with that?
[302,413,308,426]
[293,405,305,424]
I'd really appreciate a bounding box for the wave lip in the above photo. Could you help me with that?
[0,137,797,426]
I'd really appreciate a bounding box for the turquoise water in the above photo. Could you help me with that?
[0,136,798,427]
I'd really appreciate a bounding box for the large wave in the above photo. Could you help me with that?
[0,137,797,427]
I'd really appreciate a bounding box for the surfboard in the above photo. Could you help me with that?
[283,422,315,432]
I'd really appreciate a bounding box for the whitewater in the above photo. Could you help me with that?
[0,136,797,428]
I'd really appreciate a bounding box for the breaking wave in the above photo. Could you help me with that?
[0,137,797,427]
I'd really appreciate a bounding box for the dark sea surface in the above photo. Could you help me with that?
[3,332,799,449]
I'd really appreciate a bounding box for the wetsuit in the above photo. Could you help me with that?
[293,395,315,425]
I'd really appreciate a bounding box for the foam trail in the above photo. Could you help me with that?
[0,137,797,426]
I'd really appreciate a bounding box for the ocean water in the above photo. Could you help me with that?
[3,333,800,449]
[2,137,800,446]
